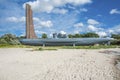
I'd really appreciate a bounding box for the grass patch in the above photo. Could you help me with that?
[0,44,58,51]
[0,44,119,50]
[34,47,58,51]
[62,45,120,49]
[33,45,120,51]
[0,44,36,48]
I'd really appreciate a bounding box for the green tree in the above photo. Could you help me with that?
[111,34,120,39]
[68,34,73,38]
[74,34,80,38]
[68,33,99,38]
[17,36,26,39]
[111,34,120,45]
[0,33,20,45]
[42,33,47,38]
[83,32,99,38]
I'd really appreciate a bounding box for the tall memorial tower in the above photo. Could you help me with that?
[26,4,37,39]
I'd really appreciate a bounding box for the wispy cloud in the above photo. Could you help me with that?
[74,22,84,27]
[87,19,100,25]
[96,32,107,37]
[6,16,53,28]
[6,16,25,22]
[39,20,53,28]
[88,25,98,31]
[80,8,88,12]
[108,24,120,34]
[110,9,120,14]
[23,0,92,13]
[52,8,68,14]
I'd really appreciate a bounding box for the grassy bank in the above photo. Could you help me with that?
[0,44,34,48]
[0,44,120,51]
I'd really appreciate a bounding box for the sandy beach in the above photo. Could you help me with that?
[0,48,120,80]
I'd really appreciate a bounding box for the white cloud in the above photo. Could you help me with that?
[68,5,75,9]
[88,25,97,31]
[109,24,120,34]
[87,19,99,25]
[34,17,52,28]
[23,0,92,13]
[6,16,25,22]
[19,17,25,22]
[6,17,18,22]
[110,9,120,14]
[87,24,120,37]
[96,32,107,37]
[60,31,66,34]
[87,25,104,35]
[108,29,114,33]
[52,8,68,14]
[74,22,84,27]
[33,17,40,22]
[6,16,53,28]
[40,20,53,28]
[35,30,46,34]
[80,8,88,12]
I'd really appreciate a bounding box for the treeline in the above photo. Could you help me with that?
[41,32,99,38]
[68,32,99,38]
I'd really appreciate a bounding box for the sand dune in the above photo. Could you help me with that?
[0,48,120,80]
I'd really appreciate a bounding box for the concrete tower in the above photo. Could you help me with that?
[26,4,37,39]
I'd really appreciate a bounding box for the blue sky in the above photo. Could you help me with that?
[0,0,120,37]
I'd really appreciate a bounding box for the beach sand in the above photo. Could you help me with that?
[0,48,120,80]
